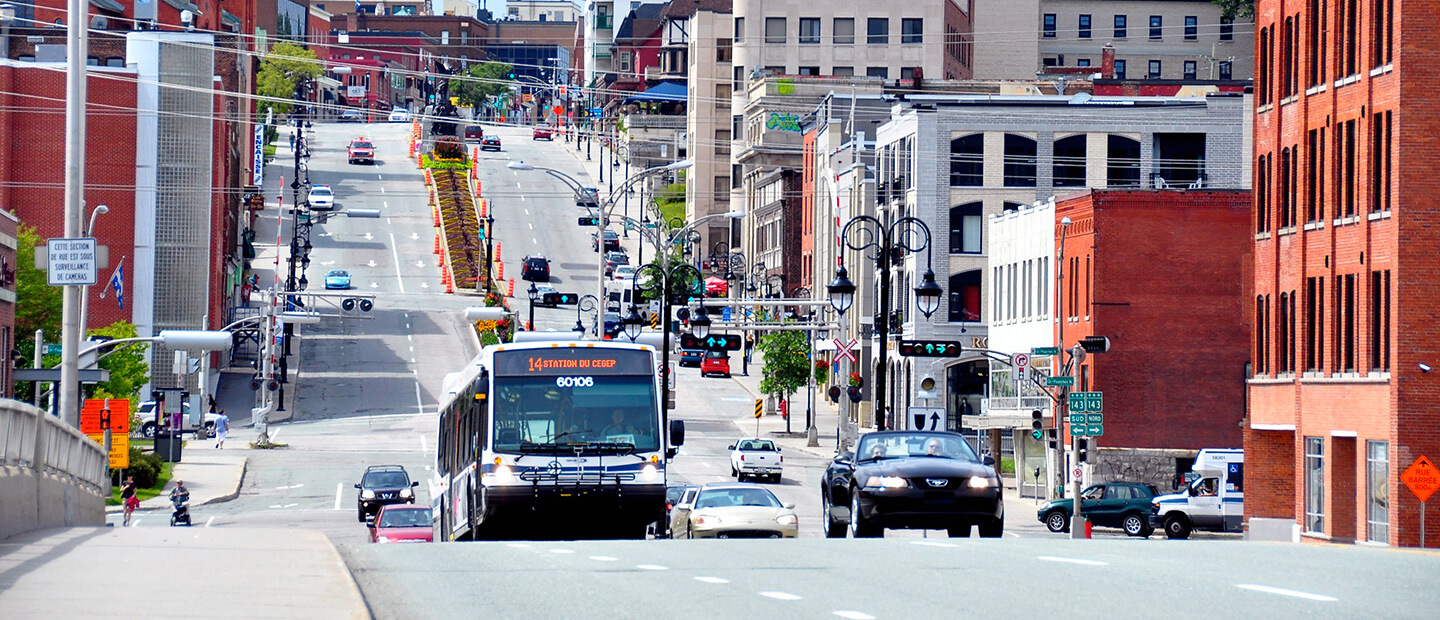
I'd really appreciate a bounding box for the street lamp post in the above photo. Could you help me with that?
[826,216,943,431]
[77,204,109,336]
[574,294,600,338]
[527,282,538,331]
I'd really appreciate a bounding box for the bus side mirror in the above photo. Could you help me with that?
[669,419,685,446]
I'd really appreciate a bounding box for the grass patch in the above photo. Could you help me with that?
[1000,456,1016,475]
[107,462,173,506]
[657,200,686,224]
[263,144,276,160]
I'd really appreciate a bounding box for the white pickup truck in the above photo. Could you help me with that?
[729,438,783,483]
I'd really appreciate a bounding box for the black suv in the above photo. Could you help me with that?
[355,465,418,522]
[522,255,551,282]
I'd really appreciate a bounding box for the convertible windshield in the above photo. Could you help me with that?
[694,488,782,509]
[492,375,659,453]
[855,433,979,463]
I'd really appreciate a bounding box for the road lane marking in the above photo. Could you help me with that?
[636,564,667,571]
[276,483,305,489]
[694,576,728,584]
[528,222,534,230]
[1236,584,1338,602]
[377,175,382,181]
[701,461,713,469]
[532,238,538,245]
[390,233,405,293]
[380,187,385,193]
[407,334,412,341]
[411,358,417,363]
[205,516,215,528]
[132,519,141,527]
[1006,532,1021,538]
[419,434,427,453]
[911,541,957,548]
[524,208,529,215]
[269,428,281,442]
[589,556,618,562]
[759,592,802,601]
[550,549,574,554]
[334,483,343,510]
[833,612,875,620]
[1037,556,1108,566]
[415,382,425,415]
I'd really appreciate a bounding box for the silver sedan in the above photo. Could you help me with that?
[673,483,798,539]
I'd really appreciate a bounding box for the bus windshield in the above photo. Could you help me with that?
[491,374,659,453]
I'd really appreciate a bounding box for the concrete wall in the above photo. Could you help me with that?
[0,400,107,540]
[0,467,106,540]
[1091,447,1197,493]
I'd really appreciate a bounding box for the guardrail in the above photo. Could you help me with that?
[0,399,107,493]
[0,402,39,467]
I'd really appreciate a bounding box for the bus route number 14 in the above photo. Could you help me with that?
[556,376,595,388]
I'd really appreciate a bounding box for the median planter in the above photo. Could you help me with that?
[432,169,482,288]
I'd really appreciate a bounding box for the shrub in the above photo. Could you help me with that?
[129,455,160,489]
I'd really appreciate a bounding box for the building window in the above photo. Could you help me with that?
[948,270,982,323]
[866,66,888,79]
[1114,15,1127,38]
[1256,154,1270,232]
[1077,59,1091,67]
[1053,135,1087,187]
[1305,437,1325,533]
[1043,13,1056,38]
[833,18,855,44]
[799,18,820,44]
[1281,17,1297,97]
[714,176,729,203]
[1340,120,1357,217]
[1278,292,1291,373]
[1371,111,1392,213]
[900,67,918,80]
[1337,273,1356,372]
[1371,270,1390,371]
[1255,295,1269,373]
[1183,61,1197,80]
[1184,15,1198,40]
[1258,26,1271,105]
[1003,134,1037,187]
[1219,61,1233,80]
[618,51,632,72]
[831,66,854,77]
[765,17,786,44]
[1339,0,1358,76]
[733,65,745,89]
[901,18,923,44]
[1306,128,1325,222]
[1155,133,1206,185]
[1279,147,1293,228]
[1221,16,1234,41]
[1307,2,1326,86]
[734,17,744,42]
[949,202,982,254]
[1306,276,1324,371]
[1078,14,1091,39]
[867,18,889,44]
[949,134,983,186]
[717,38,732,62]
[1148,60,1161,79]
[1114,59,1127,79]
[1149,15,1162,40]
[1367,441,1390,543]
[1106,135,1141,187]
[715,83,731,105]
[798,66,820,76]
[1372,0,1393,67]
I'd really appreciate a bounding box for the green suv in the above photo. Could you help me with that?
[1038,481,1160,537]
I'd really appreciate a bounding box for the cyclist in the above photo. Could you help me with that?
[121,475,139,526]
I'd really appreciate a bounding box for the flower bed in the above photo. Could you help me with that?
[434,169,482,288]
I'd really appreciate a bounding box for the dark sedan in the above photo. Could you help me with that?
[677,349,704,367]
[481,135,502,151]
[820,431,1003,538]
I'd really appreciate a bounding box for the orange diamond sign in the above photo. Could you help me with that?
[1401,456,1440,503]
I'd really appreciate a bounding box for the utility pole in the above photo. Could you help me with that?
[57,0,89,426]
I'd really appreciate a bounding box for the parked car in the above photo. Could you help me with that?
[592,230,620,252]
[821,431,1004,538]
[521,255,551,282]
[701,350,731,378]
[463,125,485,141]
[481,135,502,151]
[575,186,600,208]
[729,438,782,482]
[136,401,221,439]
[324,269,352,290]
[1038,481,1159,536]
[672,482,798,539]
[388,108,410,123]
[533,283,558,307]
[678,349,704,367]
[355,465,418,522]
[347,138,375,164]
[339,109,363,122]
[532,125,554,140]
[369,504,433,543]
[612,266,637,281]
[307,184,335,210]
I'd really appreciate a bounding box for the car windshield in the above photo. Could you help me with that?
[362,471,409,488]
[855,433,979,462]
[705,351,727,359]
[378,508,430,528]
[328,270,348,277]
[694,487,782,509]
[351,142,372,149]
[311,188,332,196]
[491,374,660,452]
[738,439,774,451]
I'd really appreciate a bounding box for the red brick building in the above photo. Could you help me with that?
[0,209,17,398]
[1246,0,1433,548]
[1056,190,1252,480]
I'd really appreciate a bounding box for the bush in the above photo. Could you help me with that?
[128,456,160,489]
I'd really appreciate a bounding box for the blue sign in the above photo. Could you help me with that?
[252,125,265,186]
[588,107,603,117]
[722,307,732,322]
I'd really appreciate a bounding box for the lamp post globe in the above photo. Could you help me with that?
[622,306,644,341]
[914,268,944,319]
[690,307,711,339]
[827,267,857,315]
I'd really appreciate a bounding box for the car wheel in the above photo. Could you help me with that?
[1163,515,1192,539]
[849,488,881,538]
[1044,510,1069,533]
[978,518,1004,538]
[947,524,972,538]
[822,493,847,539]
[141,422,157,439]
[1122,512,1151,537]
[358,508,366,523]
[203,422,215,439]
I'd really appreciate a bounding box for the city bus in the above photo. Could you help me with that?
[434,337,684,540]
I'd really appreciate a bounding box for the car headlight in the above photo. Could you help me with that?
[866,476,907,489]
[968,476,991,489]
[399,488,413,499]
[377,536,390,544]
[776,513,798,526]
[361,489,375,500]
[641,464,658,482]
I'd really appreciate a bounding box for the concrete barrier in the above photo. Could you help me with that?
[0,399,107,540]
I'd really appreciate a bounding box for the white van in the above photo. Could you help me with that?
[1150,448,1243,539]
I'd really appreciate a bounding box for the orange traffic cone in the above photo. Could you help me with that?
[473,146,478,161]
[476,180,481,194]
[445,277,454,294]
[479,200,487,218]
[497,262,504,280]
[433,206,440,227]
[507,279,514,297]
[494,242,501,261]
[433,235,440,254]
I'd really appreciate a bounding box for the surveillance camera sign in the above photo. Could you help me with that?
[46,238,98,286]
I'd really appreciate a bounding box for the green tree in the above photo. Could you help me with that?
[85,321,150,407]
[758,329,810,406]
[1211,0,1255,20]
[13,224,62,399]
[256,42,322,116]
[450,62,515,107]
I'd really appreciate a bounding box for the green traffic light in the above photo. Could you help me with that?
[1031,430,1044,440]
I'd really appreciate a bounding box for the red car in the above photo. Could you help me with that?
[347,138,375,164]
[369,504,433,544]
[701,350,731,378]
[532,125,554,140]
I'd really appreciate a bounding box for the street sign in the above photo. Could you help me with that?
[81,399,131,469]
[722,307,732,322]
[46,237,99,285]
[1403,456,1440,502]
[1046,376,1075,387]
[252,125,265,186]
[1069,425,1087,437]
[897,340,962,357]
[680,333,742,351]
[1031,346,1060,356]
[45,344,63,355]
[834,338,858,364]
[1011,352,1030,371]
[1072,467,1083,481]
[1086,413,1104,424]
[1068,391,1103,413]
[754,399,763,419]
[1069,414,1087,425]
[907,407,944,432]
[1086,424,1104,436]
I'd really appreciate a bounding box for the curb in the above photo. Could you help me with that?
[198,457,249,507]
[727,417,835,460]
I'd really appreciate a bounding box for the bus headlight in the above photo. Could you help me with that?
[641,464,658,482]
[483,465,516,485]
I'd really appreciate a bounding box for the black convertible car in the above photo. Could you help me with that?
[820,431,1004,538]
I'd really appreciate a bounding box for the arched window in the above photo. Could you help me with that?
[949,202,983,254]
[1053,134,1087,187]
[949,134,983,187]
[948,270,983,323]
[1107,135,1141,187]
[1003,134,1037,187]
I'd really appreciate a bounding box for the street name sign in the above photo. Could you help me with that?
[1031,346,1060,356]
[1047,376,1075,387]
[46,237,98,285]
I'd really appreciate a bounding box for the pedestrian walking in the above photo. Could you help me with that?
[121,475,139,526]
[214,410,229,449]
[744,333,756,365]
[288,131,296,151]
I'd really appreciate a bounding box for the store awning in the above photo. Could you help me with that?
[624,81,687,103]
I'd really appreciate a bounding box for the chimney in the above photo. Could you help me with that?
[1100,44,1116,79]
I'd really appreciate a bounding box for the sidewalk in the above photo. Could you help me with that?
[724,348,845,460]
[105,448,248,515]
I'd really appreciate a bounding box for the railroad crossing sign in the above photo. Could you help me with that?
[1402,456,1440,502]
[1068,391,1104,413]
[834,338,858,364]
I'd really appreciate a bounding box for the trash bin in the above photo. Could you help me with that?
[155,433,183,463]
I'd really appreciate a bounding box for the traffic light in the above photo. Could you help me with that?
[1077,438,1090,463]
[508,72,516,80]
[1047,428,1059,450]
[1079,335,1112,353]
[1031,409,1043,440]
[897,340,962,357]
[542,292,579,305]
[679,333,742,351]
[578,216,598,226]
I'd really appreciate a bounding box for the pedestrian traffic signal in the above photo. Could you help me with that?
[1076,438,1090,463]
[542,292,579,305]
[1031,409,1043,440]
[680,333,742,351]
[897,340,962,357]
